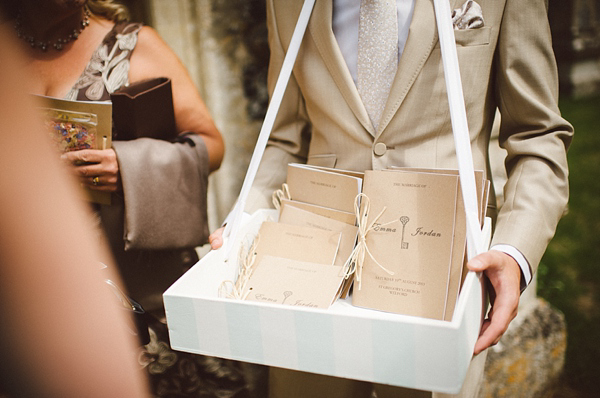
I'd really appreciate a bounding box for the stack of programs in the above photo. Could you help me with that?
[240,164,362,309]
[352,168,488,320]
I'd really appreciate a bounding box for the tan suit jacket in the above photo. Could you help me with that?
[249,0,573,274]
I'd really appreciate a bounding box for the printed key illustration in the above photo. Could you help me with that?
[400,216,410,249]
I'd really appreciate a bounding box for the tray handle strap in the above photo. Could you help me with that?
[433,0,485,259]
[223,0,317,257]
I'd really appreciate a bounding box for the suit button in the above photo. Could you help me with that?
[373,142,387,156]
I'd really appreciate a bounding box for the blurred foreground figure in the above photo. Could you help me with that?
[0,26,150,398]
[0,2,258,397]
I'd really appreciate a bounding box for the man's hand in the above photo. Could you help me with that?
[209,227,225,250]
[467,250,521,355]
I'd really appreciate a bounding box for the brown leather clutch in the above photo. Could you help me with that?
[110,77,178,141]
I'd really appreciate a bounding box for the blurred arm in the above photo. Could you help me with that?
[0,29,149,398]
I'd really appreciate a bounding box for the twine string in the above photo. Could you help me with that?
[272,183,291,210]
[218,234,260,300]
[342,193,396,290]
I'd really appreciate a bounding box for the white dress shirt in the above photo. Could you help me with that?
[332,0,531,289]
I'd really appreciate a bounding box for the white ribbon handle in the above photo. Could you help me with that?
[433,0,485,259]
[223,0,316,259]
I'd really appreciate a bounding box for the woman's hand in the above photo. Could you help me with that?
[61,149,121,192]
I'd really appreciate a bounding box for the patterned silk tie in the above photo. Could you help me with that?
[357,0,399,131]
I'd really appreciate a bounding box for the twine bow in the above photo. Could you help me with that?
[272,183,291,210]
[342,193,396,290]
[218,235,260,300]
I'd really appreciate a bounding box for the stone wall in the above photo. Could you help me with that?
[480,298,567,398]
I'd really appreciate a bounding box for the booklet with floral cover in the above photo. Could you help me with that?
[35,95,112,205]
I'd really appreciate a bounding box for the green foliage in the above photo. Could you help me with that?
[538,94,600,396]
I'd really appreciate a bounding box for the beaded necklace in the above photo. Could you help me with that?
[14,7,91,52]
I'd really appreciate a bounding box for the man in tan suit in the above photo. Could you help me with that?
[211,0,572,396]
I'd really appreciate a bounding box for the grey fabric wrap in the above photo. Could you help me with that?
[110,134,210,250]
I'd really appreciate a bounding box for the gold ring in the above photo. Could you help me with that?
[92,176,100,186]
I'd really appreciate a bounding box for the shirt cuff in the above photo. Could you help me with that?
[490,244,531,292]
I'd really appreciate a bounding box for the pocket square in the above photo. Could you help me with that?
[452,0,484,30]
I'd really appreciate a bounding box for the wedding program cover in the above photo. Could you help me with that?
[35,95,112,205]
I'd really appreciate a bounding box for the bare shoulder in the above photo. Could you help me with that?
[129,25,186,81]
[133,25,175,60]
[136,25,166,46]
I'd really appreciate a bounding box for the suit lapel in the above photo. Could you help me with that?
[378,0,463,136]
[377,0,441,136]
[309,0,375,136]
[307,0,463,137]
